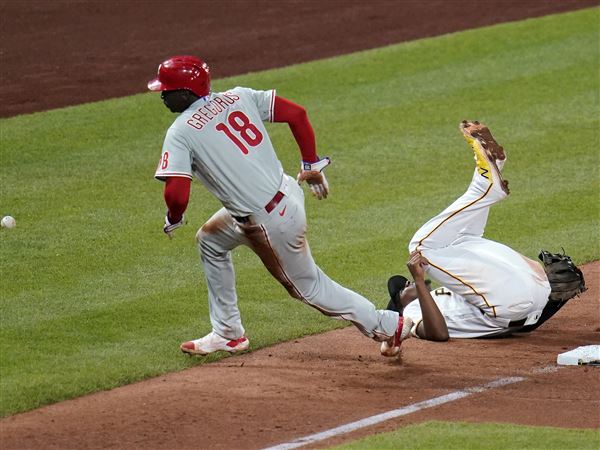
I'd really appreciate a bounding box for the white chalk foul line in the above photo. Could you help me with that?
[263,376,526,450]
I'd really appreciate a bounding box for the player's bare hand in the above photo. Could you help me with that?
[407,251,429,281]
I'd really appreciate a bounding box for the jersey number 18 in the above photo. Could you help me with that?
[216,111,263,155]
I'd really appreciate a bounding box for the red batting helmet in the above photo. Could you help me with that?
[147,55,211,97]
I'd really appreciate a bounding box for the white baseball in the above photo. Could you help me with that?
[1,215,16,229]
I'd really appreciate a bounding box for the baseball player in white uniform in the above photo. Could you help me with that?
[148,55,410,357]
[382,120,555,349]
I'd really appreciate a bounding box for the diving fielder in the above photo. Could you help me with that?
[381,120,586,350]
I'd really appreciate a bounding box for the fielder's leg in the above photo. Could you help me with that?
[409,120,508,253]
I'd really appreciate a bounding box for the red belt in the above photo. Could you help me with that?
[264,191,285,213]
[233,191,285,224]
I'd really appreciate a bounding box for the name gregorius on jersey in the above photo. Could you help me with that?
[185,92,241,131]
[154,87,281,217]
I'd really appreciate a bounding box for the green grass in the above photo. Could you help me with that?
[331,421,600,449]
[1,8,599,416]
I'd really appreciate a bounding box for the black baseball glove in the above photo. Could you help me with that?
[539,249,587,302]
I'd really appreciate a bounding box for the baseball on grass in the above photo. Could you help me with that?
[1,215,16,229]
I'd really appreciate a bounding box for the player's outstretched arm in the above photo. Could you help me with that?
[272,95,330,200]
[407,252,449,342]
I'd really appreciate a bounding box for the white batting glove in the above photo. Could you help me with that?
[163,213,185,239]
[297,157,331,200]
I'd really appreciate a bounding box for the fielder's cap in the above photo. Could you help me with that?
[388,275,409,298]
[386,275,409,313]
[385,275,432,314]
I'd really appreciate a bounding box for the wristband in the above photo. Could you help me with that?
[301,157,331,172]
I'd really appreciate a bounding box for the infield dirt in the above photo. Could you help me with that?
[1,1,599,449]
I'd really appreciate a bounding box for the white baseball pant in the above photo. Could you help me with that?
[196,174,399,341]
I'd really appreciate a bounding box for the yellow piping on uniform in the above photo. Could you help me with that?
[416,182,493,251]
[427,260,497,317]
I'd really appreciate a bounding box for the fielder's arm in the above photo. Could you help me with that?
[407,252,449,342]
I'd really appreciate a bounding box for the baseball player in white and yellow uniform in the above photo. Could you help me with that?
[394,121,552,340]
[148,56,409,356]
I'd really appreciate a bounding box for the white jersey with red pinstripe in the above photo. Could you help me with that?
[153,86,400,346]
[154,87,280,217]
